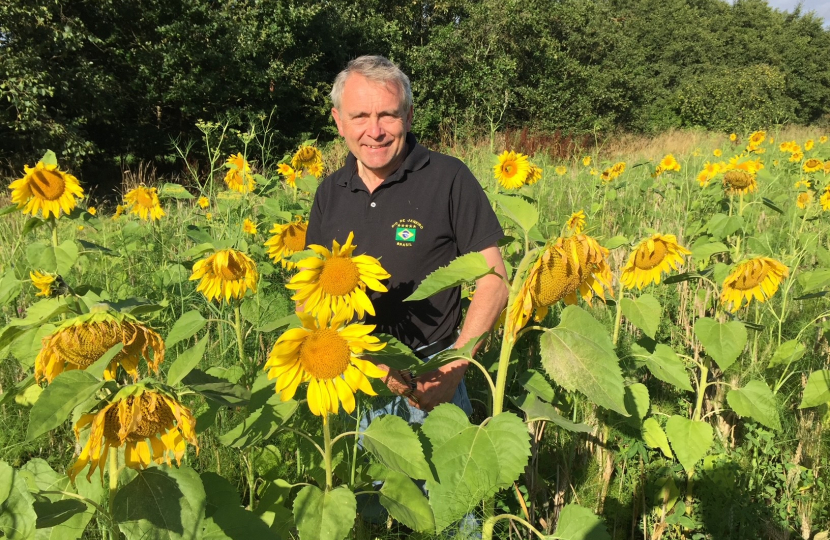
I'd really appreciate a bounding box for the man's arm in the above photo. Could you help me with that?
[413,244,508,411]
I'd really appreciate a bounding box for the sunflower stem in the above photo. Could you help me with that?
[50,216,58,250]
[692,357,710,422]
[233,305,248,381]
[612,286,625,347]
[322,415,334,491]
[350,400,360,488]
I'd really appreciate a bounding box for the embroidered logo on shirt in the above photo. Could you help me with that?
[391,219,423,247]
[395,227,416,242]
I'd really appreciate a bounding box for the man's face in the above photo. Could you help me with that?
[332,73,413,179]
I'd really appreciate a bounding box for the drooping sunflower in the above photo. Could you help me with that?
[198,196,210,209]
[555,165,568,176]
[493,151,531,189]
[566,210,586,234]
[30,271,56,297]
[265,311,387,419]
[242,218,258,235]
[720,257,788,312]
[526,164,543,185]
[505,235,613,339]
[189,249,259,303]
[69,387,197,480]
[124,186,165,221]
[224,153,255,193]
[291,145,323,171]
[9,161,85,219]
[286,232,390,322]
[805,139,815,151]
[796,191,813,209]
[265,218,308,269]
[35,312,164,383]
[803,158,823,173]
[620,234,691,289]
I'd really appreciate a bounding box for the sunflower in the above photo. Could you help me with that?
[493,151,531,189]
[291,145,323,171]
[124,186,165,221]
[113,205,125,219]
[189,249,258,303]
[69,387,197,481]
[720,257,788,312]
[610,162,626,178]
[820,188,830,211]
[35,312,164,383]
[277,163,299,188]
[723,170,757,194]
[803,158,823,173]
[582,156,592,167]
[198,196,210,209]
[307,162,324,178]
[790,151,804,163]
[796,191,813,209]
[30,271,56,297]
[620,234,691,290]
[748,130,766,148]
[243,218,258,235]
[805,139,814,151]
[88,207,97,216]
[555,165,568,176]
[658,154,681,173]
[9,161,85,219]
[794,179,811,189]
[713,149,723,157]
[206,212,213,221]
[825,162,830,175]
[224,153,255,193]
[526,164,543,185]
[566,210,586,234]
[265,311,387,419]
[287,232,390,322]
[265,218,308,270]
[725,155,764,174]
[697,161,722,187]
[729,133,737,142]
[589,168,598,176]
[600,169,612,183]
[505,234,613,339]
[820,136,828,144]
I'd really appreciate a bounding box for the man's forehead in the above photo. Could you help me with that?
[341,74,402,108]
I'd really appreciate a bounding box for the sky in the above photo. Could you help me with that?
[763,0,830,25]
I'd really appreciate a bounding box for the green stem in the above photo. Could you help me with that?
[50,216,58,250]
[692,358,710,422]
[350,401,360,488]
[612,286,625,347]
[322,415,333,491]
[482,514,547,540]
[233,305,248,380]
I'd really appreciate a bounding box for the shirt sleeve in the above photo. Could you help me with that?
[449,163,504,255]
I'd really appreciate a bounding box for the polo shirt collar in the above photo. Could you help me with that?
[338,133,429,191]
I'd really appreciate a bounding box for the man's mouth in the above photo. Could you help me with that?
[363,142,391,149]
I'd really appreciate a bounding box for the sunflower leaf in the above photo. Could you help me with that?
[293,485,356,540]
[767,339,806,369]
[218,393,297,449]
[362,415,431,480]
[665,416,713,472]
[165,310,207,348]
[405,252,495,302]
[27,371,105,441]
[799,370,830,409]
[727,380,780,430]
[86,342,124,379]
[641,417,673,459]
[167,337,209,386]
[512,393,593,433]
[493,193,538,233]
[552,503,612,540]
[0,461,37,540]
[630,341,693,392]
[693,317,747,371]
[620,294,661,339]
[378,470,435,533]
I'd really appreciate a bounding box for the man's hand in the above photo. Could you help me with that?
[412,360,468,411]
[376,364,417,405]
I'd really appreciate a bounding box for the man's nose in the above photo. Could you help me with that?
[367,116,385,139]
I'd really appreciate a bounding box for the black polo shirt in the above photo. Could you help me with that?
[305,133,504,349]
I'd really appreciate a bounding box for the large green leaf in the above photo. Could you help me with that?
[112,465,207,540]
[0,461,37,540]
[727,380,780,430]
[292,485,356,540]
[624,383,650,422]
[539,306,628,416]
[405,253,496,302]
[218,394,297,449]
[767,339,806,369]
[620,294,660,339]
[691,241,729,262]
[630,342,693,391]
[705,213,743,240]
[378,470,435,533]
[799,370,830,409]
[665,416,713,472]
[27,241,80,275]
[167,337,209,386]
[0,271,21,306]
[513,394,592,433]
[159,183,195,200]
[201,506,272,539]
[361,415,431,480]
[693,317,747,371]
[493,193,538,233]
[641,418,673,459]
[18,459,97,538]
[552,503,611,540]
[422,405,530,532]
[798,269,830,294]
[9,323,55,369]
[165,310,207,348]
[183,369,250,407]
[517,369,556,403]
[27,371,105,441]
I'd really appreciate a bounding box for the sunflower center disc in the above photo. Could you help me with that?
[217,252,246,281]
[299,329,351,380]
[282,225,307,252]
[533,253,580,306]
[30,169,67,201]
[319,257,360,296]
[634,242,668,270]
[733,265,768,291]
[724,171,752,189]
[136,190,154,208]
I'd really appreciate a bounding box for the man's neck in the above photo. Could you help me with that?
[356,143,408,194]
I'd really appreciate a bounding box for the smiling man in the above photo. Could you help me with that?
[305,55,508,419]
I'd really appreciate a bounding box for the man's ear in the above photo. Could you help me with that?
[332,107,345,137]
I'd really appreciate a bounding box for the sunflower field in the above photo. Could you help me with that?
[1,127,829,540]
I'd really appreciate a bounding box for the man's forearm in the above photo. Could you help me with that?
[454,273,508,355]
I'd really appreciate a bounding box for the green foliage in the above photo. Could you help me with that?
[26,371,105,441]
[406,252,496,301]
[552,503,612,540]
[693,317,748,371]
[726,379,781,430]
[665,416,714,472]
[292,486,356,540]
[361,415,431,480]
[620,294,661,339]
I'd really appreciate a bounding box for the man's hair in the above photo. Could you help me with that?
[330,55,412,113]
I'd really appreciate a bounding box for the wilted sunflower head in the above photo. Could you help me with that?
[796,191,813,209]
[723,170,757,195]
[803,158,823,174]
[30,271,57,297]
[69,387,198,480]
[35,312,164,383]
[287,232,390,322]
[9,161,85,219]
[265,311,386,419]
[224,153,255,193]
[720,257,788,312]
[494,151,531,189]
[124,186,165,221]
[291,145,323,171]
[190,248,258,303]
[620,234,691,290]
[566,210,586,234]
[526,164,543,185]
[265,218,308,269]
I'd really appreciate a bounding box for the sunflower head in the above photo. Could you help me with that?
[9,161,85,219]
[265,218,308,269]
[729,133,737,142]
[555,165,568,176]
[620,234,691,290]
[526,164,543,185]
[494,151,531,189]
[713,149,723,157]
[582,156,591,167]
[720,257,788,312]
[723,170,757,194]
[748,130,766,147]
[805,139,814,151]
[30,271,57,297]
[69,386,198,480]
[820,136,828,144]
[658,154,681,173]
[287,232,390,322]
[113,205,125,219]
[796,191,813,209]
[35,312,164,383]
[566,210,586,234]
[189,249,258,303]
[265,311,387,419]
[611,162,626,178]
[803,158,823,173]
[820,188,830,211]
[243,218,258,235]
[124,186,165,221]
[790,151,804,163]
[291,145,323,171]
[198,196,210,209]
[224,153,255,193]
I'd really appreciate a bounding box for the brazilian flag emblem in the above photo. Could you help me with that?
[395,227,416,242]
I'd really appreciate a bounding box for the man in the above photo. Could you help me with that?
[305,55,508,415]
